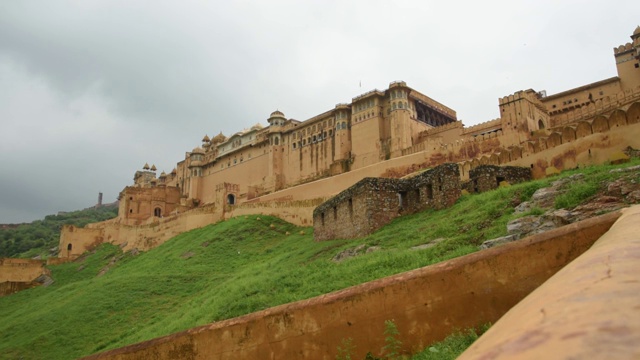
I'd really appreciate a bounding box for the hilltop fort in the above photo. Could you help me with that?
[58,26,640,257]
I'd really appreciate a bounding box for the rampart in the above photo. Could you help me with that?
[0,258,50,297]
[80,211,621,360]
[58,225,104,259]
[313,163,460,241]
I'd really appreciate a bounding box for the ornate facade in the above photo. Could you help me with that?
[114,27,640,225]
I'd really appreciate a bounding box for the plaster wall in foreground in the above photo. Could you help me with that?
[458,206,640,360]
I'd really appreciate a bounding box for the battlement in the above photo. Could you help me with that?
[462,118,502,135]
[419,121,463,137]
[498,89,542,105]
[614,42,635,56]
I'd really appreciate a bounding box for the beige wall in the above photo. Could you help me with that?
[58,225,104,259]
[0,258,48,282]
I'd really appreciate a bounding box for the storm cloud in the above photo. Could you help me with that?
[0,1,637,223]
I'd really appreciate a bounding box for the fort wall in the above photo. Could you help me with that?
[0,258,50,297]
[58,225,104,259]
[227,198,328,227]
[80,211,621,360]
[0,258,48,282]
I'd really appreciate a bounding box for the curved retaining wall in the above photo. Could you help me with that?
[81,211,620,360]
[458,205,640,360]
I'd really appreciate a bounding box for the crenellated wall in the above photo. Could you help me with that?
[0,258,50,296]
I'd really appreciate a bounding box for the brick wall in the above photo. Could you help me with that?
[463,165,532,193]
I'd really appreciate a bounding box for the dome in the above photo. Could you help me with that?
[171,168,177,175]
[633,25,640,36]
[150,164,157,171]
[212,132,227,144]
[269,110,286,119]
[202,134,210,142]
[191,147,205,154]
[143,163,150,170]
[159,171,167,178]
[250,123,264,131]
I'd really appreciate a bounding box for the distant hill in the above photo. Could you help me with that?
[0,203,119,259]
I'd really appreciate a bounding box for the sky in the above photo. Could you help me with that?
[0,1,638,223]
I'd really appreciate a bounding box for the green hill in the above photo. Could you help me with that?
[0,160,638,360]
[0,204,119,259]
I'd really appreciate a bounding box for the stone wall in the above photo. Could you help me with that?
[58,225,104,259]
[313,163,460,241]
[463,165,532,193]
[80,211,621,360]
[0,258,50,296]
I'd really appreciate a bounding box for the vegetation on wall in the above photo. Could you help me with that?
[0,204,118,259]
[0,160,638,359]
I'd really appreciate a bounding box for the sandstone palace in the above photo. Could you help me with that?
[59,27,640,257]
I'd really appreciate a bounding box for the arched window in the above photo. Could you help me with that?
[538,119,545,129]
[67,243,72,251]
[274,137,279,145]
[227,194,236,205]
[154,207,162,217]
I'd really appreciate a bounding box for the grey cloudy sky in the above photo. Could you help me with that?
[0,1,637,223]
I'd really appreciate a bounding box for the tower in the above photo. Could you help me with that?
[614,26,640,91]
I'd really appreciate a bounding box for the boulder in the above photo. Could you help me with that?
[479,235,517,250]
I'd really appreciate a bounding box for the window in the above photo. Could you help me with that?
[154,208,162,217]
[293,143,297,149]
[227,194,236,205]
[67,243,72,251]
[321,212,325,226]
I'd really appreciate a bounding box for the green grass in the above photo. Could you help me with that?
[410,324,491,360]
[0,159,638,360]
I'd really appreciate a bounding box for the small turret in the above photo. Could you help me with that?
[267,110,286,127]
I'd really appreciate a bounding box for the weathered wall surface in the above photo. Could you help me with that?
[0,258,47,282]
[58,225,104,259]
[80,212,620,360]
[458,206,640,360]
[0,258,49,297]
[464,165,532,193]
[313,163,460,240]
[226,198,327,227]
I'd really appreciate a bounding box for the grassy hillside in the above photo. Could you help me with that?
[0,160,637,360]
[0,204,118,259]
